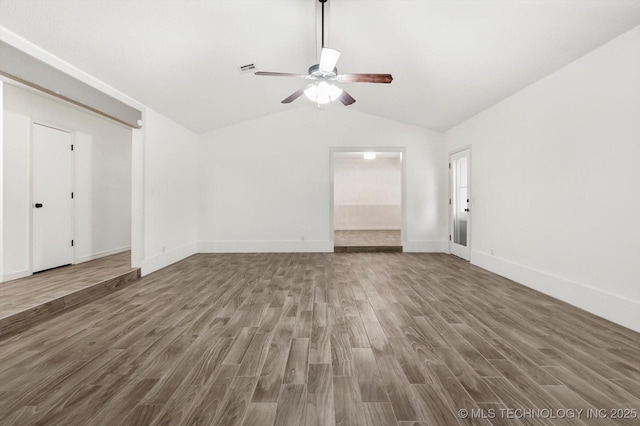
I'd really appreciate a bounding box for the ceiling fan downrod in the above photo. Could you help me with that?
[320,0,327,49]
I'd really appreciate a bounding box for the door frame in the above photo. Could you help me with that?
[449,146,471,261]
[329,147,407,247]
[30,120,76,273]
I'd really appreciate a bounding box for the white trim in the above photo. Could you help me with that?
[199,240,334,254]
[330,147,407,244]
[141,242,197,276]
[472,250,640,333]
[403,240,448,253]
[0,81,4,281]
[1,270,31,282]
[131,113,146,269]
[74,246,131,264]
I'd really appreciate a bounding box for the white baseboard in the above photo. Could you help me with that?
[403,240,447,253]
[142,242,198,276]
[74,246,131,264]
[472,250,640,333]
[1,269,31,283]
[199,240,334,253]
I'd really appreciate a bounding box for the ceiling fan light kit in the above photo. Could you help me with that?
[304,81,343,104]
[255,0,392,106]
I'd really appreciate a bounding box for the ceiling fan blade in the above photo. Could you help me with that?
[319,48,341,73]
[255,71,310,79]
[338,90,356,106]
[337,73,393,84]
[281,88,306,104]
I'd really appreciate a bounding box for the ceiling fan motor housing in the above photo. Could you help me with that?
[309,64,338,78]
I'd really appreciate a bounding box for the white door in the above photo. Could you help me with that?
[32,124,73,272]
[450,149,470,260]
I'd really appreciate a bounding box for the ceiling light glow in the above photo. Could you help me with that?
[304,81,343,104]
[363,152,376,160]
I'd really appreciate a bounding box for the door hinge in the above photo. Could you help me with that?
[449,163,451,169]
[449,199,451,205]
[71,240,74,247]
[71,192,74,199]
[449,235,452,241]
[71,144,74,151]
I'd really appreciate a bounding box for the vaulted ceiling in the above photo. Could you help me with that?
[1,0,640,133]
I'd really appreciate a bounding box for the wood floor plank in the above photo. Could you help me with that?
[238,332,272,377]
[213,376,257,426]
[330,332,355,376]
[309,326,331,364]
[243,402,277,426]
[361,320,394,357]
[376,356,418,422]
[346,315,371,349]
[183,364,239,424]
[411,384,459,424]
[252,320,294,403]
[274,383,306,426]
[352,348,388,402]
[333,376,366,426]
[363,402,397,426]
[284,338,309,384]
[305,363,335,426]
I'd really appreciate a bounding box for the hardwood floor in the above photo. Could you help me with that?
[0,252,639,425]
[334,230,402,253]
[0,251,139,338]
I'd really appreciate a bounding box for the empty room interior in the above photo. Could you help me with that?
[0,1,639,425]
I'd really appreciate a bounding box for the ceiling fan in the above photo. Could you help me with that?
[255,0,393,106]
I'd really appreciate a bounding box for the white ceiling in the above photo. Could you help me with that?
[1,0,640,134]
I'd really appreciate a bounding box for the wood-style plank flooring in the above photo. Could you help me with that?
[1,252,639,425]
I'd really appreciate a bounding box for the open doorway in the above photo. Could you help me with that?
[331,150,404,252]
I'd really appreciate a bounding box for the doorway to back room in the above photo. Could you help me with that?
[332,151,403,252]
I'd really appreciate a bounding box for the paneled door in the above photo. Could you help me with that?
[32,123,73,272]
[450,149,470,260]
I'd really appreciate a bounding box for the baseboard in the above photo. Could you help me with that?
[141,242,198,276]
[1,269,31,283]
[402,240,447,253]
[199,240,334,253]
[74,246,131,264]
[472,250,640,333]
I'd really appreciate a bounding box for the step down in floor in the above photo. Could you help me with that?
[334,245,403,253]
[0,268,141,339]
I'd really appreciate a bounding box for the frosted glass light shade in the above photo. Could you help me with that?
[304,82,343,104]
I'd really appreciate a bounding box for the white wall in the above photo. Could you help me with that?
[446,26,640,332]
[141,108,199,275]
[2,84,132,280]
[334,156,401,230]
[198,106,447,252]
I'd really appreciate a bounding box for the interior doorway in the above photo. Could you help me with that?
[331,150,404,252]
[32,123,74,272]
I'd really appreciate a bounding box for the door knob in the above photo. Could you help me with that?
[464,208,469,212]
[34,203,43,208]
